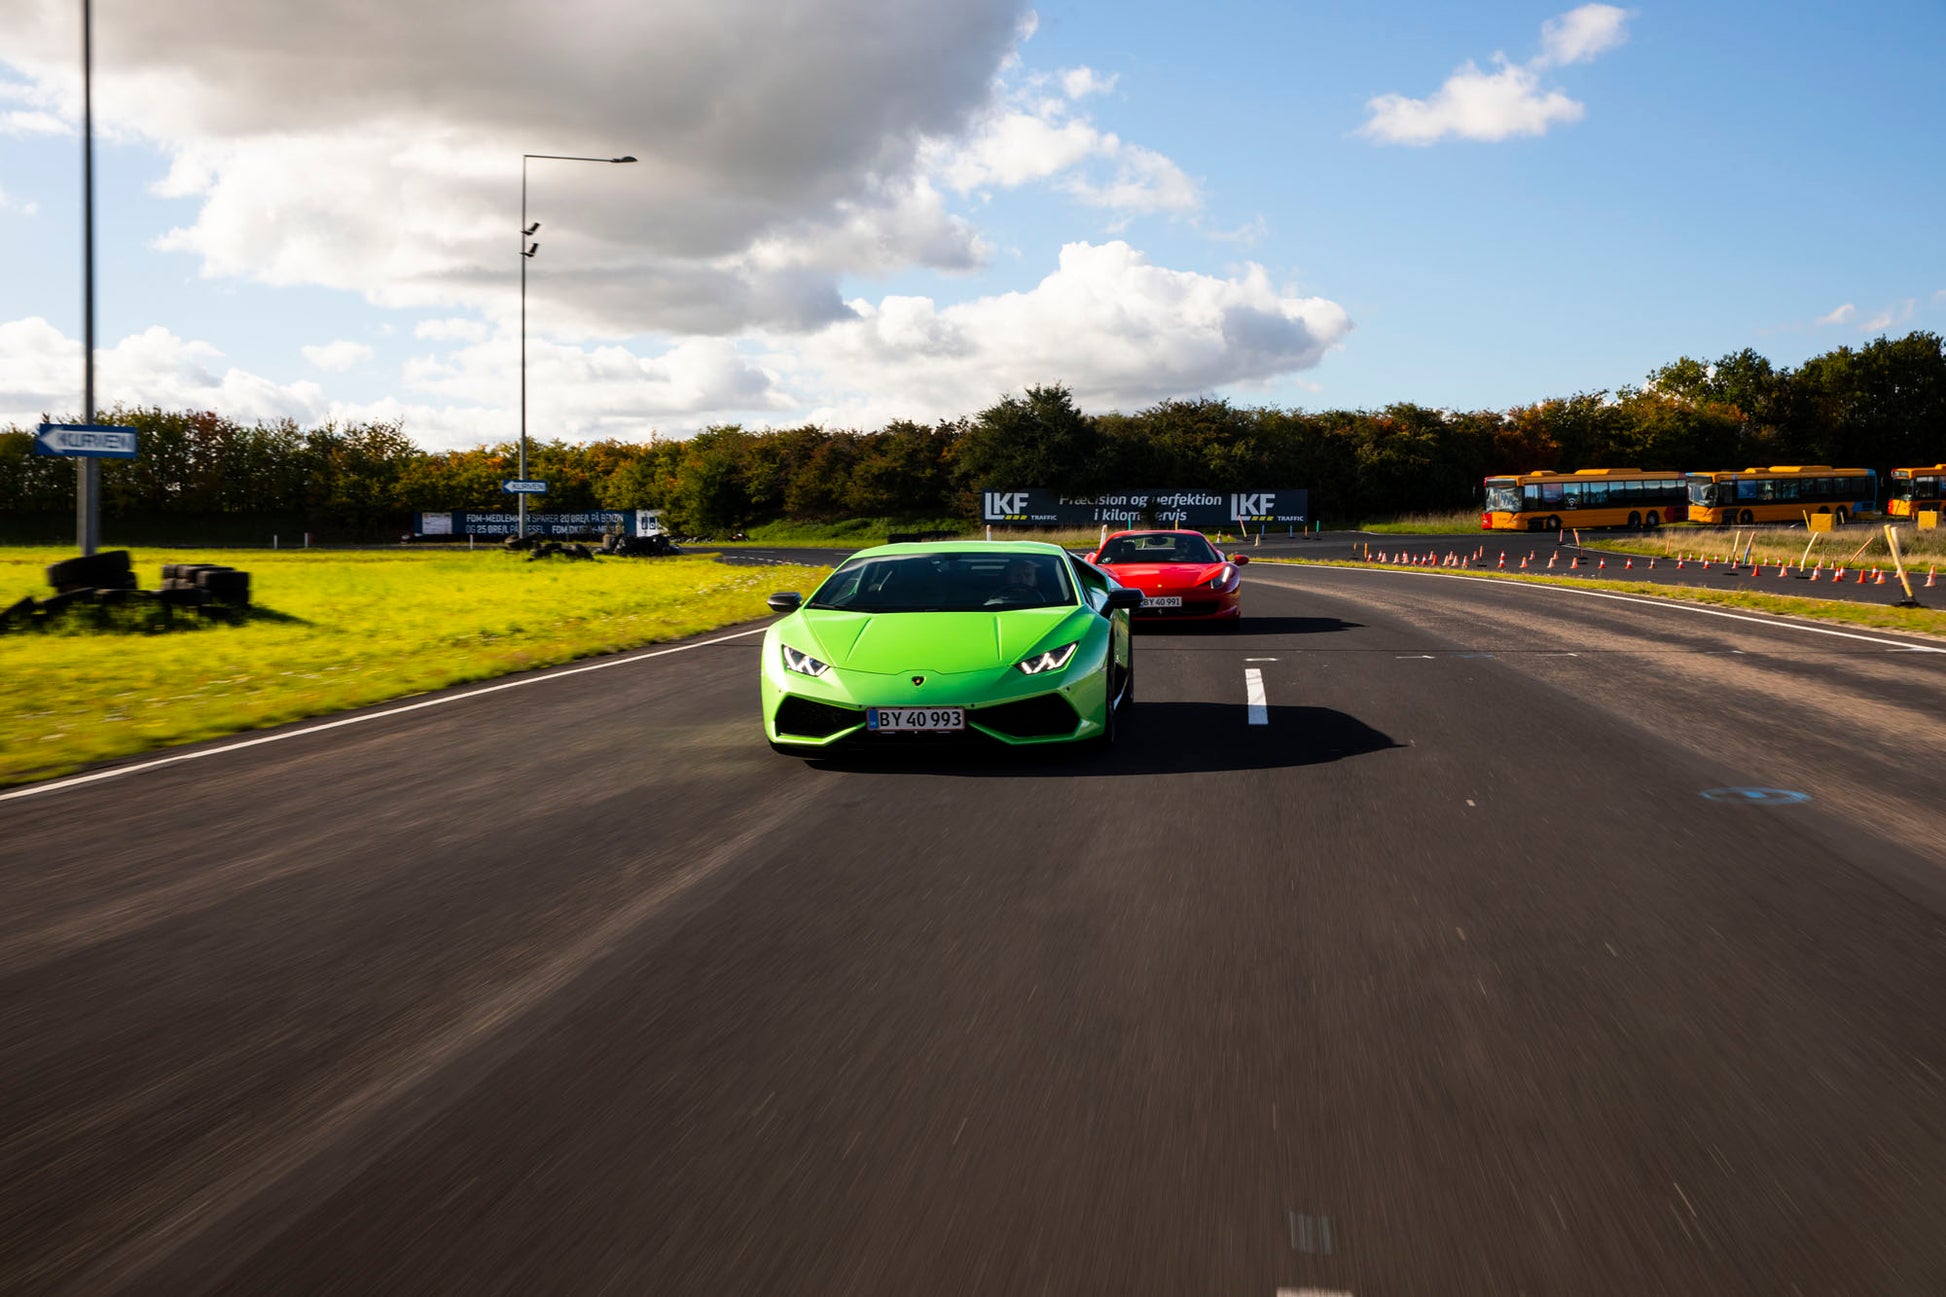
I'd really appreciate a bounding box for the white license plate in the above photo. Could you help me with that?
[1143,595,1182,607]
[867,707,964,732]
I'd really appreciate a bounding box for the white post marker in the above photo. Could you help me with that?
[1245,667,1269,725]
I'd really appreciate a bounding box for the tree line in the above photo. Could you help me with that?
[3,331,1940,535]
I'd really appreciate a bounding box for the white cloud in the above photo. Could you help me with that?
[1361,5,1631,145]
[797,240,1350,427]
[926,71,1200,217]
[300,339,373,371]
[1859,300,1915,334]
[1060,67,1119,100]
[0,317,326,425]
[0,108,64,135]
[1539,5,1632,66]
[0,0,1026,336]
[415,318,490,342]
[0,184,39,216]
[1818,303,1855,325]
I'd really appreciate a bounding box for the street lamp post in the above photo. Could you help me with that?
[518,152,634,538]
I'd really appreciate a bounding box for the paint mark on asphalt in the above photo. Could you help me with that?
[1245,668,1269,724]
[1699,787,1811,804]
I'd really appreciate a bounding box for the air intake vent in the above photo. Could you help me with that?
[774,697,861,739]
[974,693,1081,739]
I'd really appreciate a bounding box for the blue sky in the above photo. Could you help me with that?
[2,1,1942,448]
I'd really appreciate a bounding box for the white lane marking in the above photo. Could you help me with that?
[1245,667,1269,724]
[0,625,772,804]
[1245,656,1279,661]
[1396,654,1435,659]
[1253,565,1946,654]
[1277,1288,1354,1296]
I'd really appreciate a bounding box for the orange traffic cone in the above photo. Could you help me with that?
[1874,569,1887,585]
[1497,552,1505,569]
[1926,566,1936,588]
[1519,555,1529,569]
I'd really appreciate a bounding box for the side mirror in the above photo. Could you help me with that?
[1083,552,1100,565]
[1230,553,1250,565]
[1104,587,1144,611]
[766,591,803,613]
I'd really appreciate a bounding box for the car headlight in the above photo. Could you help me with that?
[1207,565,1237,589]
[1016,642,1078,675]
[781,644,832,677]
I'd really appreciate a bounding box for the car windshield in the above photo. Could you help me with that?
[1484,483,1522,513]
[1096,533,1220,565]
[807,551,1076,612]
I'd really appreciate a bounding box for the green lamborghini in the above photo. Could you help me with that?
[762,541,1140,754]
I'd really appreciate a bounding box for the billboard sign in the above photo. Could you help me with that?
[415,510,632,538]
[980,488,1308,528]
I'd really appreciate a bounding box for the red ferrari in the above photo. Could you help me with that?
[1084,529,1248,627]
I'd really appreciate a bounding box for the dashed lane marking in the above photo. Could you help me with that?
[1245,667,1269,725]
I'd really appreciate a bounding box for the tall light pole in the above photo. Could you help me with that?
[519,151,634,538]
[79,0,98,554]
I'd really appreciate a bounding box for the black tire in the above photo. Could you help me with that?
[200,570,251,605]
[47,550,131,591]
[1545,515,1562,533]
[1645,511,1660,528]
[1738,509,1754,525]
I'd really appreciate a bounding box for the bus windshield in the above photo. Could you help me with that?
[1687,478,1716,507]
[1484,482,1521,512]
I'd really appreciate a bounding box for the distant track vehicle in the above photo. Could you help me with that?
[1684,466,1877,526]
[761,541,1138,754]
[1887,465,1945,521]
[1083,529,1247,627]
[1481,468,1688,532]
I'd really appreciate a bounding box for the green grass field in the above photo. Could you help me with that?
[0,547,830,786]
[1598,522,1946,569]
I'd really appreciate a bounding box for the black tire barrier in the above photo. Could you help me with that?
[47,550,133,593]
[198,570,251,605]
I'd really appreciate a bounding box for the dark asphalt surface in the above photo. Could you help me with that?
[2,568,1943,1295]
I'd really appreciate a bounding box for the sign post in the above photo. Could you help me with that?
[36,423,139,552]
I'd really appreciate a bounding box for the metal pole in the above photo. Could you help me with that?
[515,153,632,542]
[518,156,528,539]
[78,0,98,555]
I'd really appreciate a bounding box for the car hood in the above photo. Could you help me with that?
[1098,562,1228,592]
[788,606,1088,673]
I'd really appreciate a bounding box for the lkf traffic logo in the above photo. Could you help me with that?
[1230,492,1278,522]
[983,491,1030,521]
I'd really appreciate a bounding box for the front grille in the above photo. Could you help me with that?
[974,693,1081,739]
[774,696,862,739]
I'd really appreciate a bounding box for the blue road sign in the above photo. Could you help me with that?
[34,423,139,459]
[502,479,549,494]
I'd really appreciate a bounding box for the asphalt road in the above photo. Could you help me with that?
[2,568,1943,1295]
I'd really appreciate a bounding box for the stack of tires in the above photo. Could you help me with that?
[47,549,139,594]
[159,563,251,609]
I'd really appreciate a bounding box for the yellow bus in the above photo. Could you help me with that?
[1481,468,1688,532]
[1683,466,1877,525]
[1887,465,1946,519]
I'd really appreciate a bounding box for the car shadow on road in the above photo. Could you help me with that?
[800,701,1402,777]
[1134,616,1364,638]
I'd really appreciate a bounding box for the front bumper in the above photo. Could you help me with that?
[763,652,1110,749]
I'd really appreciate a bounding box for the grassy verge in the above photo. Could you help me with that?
[1252,556,1946,639]
[1352,510,1484,534]
[0,547,827,786]
[1593,523,1946,568]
